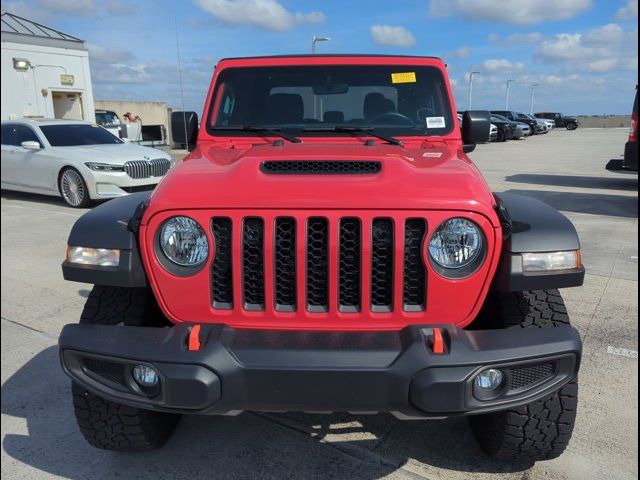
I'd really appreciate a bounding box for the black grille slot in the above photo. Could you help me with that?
[274,218,296,311]
[371,219,394,312]
[261,160,381,175]
[509,363,555,390]
[211,218,233,309]
[242,217,265,310]
[339,218,361,312]
[83,358,125,386]
[403,219,426,311]
[306,218,329,312]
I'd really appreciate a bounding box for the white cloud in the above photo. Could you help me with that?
[482,59,525,73]
[535,23,637,73]
[506,32,543,43]
[370,25,416,47]
[585,58,619,73]
[442,46,470,59]
[195,0,325,31]
[2,0,97,20]
[429,0,591,25]
[615,0,638,20]
[104,0,135,15]
[87,44,136,63]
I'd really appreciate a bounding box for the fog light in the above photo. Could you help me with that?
[132,365,159,387]
[474,368,504,391]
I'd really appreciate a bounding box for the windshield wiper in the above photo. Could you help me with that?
[301,125,403,146]
[211,126,301,143]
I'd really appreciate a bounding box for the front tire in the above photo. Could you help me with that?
[566,122,578,131]
[71,286,180,451]
[469,290,578,464]
[59,167,91,208]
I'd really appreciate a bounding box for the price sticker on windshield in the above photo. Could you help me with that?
[426,117,446,128]
[391,72,416,84]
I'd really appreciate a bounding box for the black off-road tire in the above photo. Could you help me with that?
[566,122,578,131]
[72,286,180,451]
[469,289,579,464]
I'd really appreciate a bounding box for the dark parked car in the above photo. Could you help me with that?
[535,112,580,130]
[490,114,519,141]
[607,86,638,172]
[492,111,539,135]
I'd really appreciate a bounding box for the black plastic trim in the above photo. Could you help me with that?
[62,192,151,287]
[58,322,581,416]
[492,192,585,292]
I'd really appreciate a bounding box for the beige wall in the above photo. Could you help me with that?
[94,99,170,129]
[576,115,631,128]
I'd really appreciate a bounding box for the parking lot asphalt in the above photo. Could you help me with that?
[1,128,637,480]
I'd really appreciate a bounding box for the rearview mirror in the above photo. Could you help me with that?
[462,110,491,153]
[21,141,41,150]
[312,83,349,95]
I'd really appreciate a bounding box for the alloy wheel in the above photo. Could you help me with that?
[60,169,87,207]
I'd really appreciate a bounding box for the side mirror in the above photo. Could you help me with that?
[462,110,491,153]
[171,111,199,151]
[21,141,41,150]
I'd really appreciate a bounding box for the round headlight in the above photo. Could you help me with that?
[160,216,208,266]
[428,218,483,270]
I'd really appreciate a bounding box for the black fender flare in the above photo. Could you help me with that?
[492,192,585,292]
[61,192,151,287]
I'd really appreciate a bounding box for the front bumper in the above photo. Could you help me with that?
[59,323,581,417]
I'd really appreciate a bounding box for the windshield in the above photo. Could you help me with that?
[95,111,120,126]
[207,65,454,137]
[40,124,123,146]
[491,115,510,123]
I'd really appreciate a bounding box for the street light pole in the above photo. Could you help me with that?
[505,79,515,110]
[468,70,481,110]
[530,83,539,115]
[311,35,331,53]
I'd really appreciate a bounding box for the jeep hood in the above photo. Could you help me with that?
[145,142,498,224]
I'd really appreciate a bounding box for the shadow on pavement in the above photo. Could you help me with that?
[1,189,71,208]
[2,347,528,479]
[502,189,638,218]
[505,173,638,191]
[0,190,106,210]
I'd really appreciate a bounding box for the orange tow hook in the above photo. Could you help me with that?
[188,324,201,351]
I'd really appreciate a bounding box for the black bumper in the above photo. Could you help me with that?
[624,140,638,171]
[59,323,581,417]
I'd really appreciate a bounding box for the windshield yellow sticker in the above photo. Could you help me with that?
[391,72,416,84]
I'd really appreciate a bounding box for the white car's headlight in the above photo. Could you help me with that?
[85,162,125,172]
[428,218,485,274]
[159,216,208,266]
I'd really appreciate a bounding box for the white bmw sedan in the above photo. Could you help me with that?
[1,119,174,207]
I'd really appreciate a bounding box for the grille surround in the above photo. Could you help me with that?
[153,209,496,330]
[124,158,170,179]
[261,160,381,175]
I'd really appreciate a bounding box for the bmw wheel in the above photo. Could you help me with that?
[59,167,91,208]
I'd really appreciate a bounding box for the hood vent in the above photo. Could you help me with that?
[260,160,381,175]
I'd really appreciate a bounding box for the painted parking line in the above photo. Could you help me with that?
[607,346,638,359]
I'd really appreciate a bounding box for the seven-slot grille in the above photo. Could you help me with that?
[209,215,427,314]
[124,158,170,179]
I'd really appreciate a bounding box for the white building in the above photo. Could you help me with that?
[1,12,95,122]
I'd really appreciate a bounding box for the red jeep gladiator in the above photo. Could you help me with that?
[59,55,584,464]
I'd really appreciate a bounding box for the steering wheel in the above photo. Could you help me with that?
[368,111,414,126]
[416,107,436,122]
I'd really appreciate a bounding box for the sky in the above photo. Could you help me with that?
[3,0,638,116]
